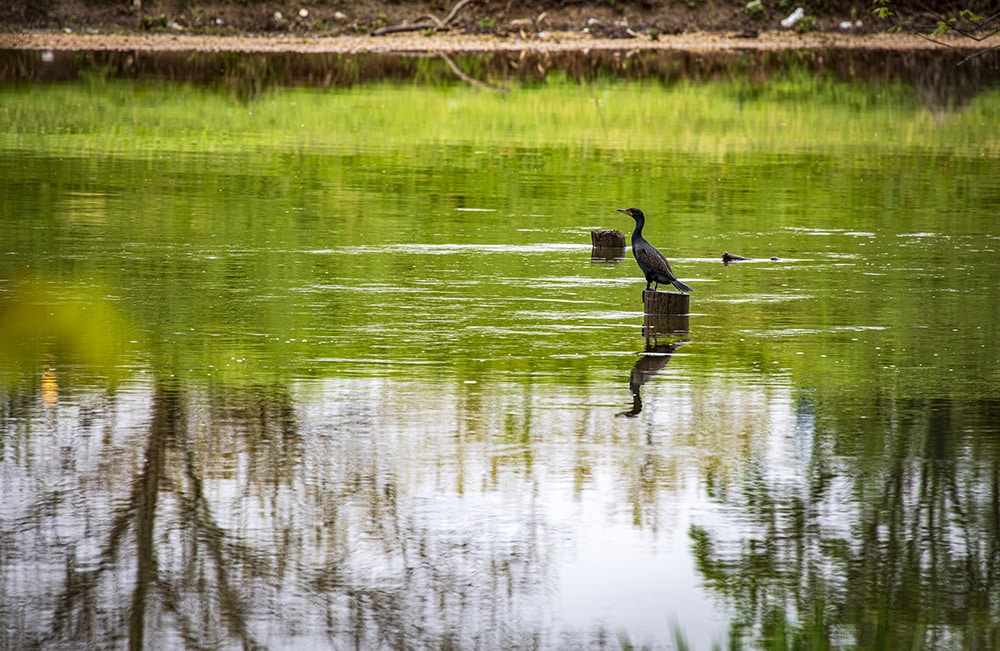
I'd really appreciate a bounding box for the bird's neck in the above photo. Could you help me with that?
[631,217,645,243]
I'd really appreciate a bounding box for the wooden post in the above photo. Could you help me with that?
[591,229,625,249]
[642,289,689,315]
[591,229,625,261]
[642,289,689,338]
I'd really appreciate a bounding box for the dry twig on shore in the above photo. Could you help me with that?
[372,0,476,36]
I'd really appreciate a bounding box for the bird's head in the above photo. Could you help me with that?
[617,208,644,220]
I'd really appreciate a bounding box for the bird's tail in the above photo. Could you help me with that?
[672,279,694,292]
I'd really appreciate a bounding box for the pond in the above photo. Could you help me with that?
[1,47,999,650]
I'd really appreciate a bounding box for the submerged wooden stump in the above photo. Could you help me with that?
[591,229,625,249]
[590,229,626,261]
[642,289,690,338]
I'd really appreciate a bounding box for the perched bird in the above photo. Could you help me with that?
[617,208,693,292]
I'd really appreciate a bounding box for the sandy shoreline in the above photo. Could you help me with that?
[0,30,985,54]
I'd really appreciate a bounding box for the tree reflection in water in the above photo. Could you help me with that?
[0,378,573,649]
[2,376,999,648]
[690,394,1000,649]
[43,382,272,650]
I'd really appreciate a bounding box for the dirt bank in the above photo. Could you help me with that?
[4,30,980,55]
[3,0,997,56]
[2,0,882,37]
[7,0,995,53]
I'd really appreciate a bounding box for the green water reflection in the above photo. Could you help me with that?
[1,63,999,649]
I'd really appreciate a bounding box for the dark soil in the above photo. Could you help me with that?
[2,0,891,39]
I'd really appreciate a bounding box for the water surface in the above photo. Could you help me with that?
[2,57,999,649]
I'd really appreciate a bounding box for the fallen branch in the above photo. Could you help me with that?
[439,53,509,93]
[880,2,1000,65]
[440,0,477,27]
[371,21,446,36]
[373,0,476,36]
[722,251,779,266]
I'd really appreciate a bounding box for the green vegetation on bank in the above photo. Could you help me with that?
[3,72,997,155]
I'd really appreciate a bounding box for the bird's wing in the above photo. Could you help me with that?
[635,241,677,280]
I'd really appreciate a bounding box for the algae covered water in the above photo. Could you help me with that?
[2,52,999,648]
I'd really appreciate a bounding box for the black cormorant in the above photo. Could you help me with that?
[617,208,693,293]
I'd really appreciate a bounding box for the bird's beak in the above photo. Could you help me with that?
[617,208,631,216]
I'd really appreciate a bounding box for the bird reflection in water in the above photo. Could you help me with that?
[618,340,685,418]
